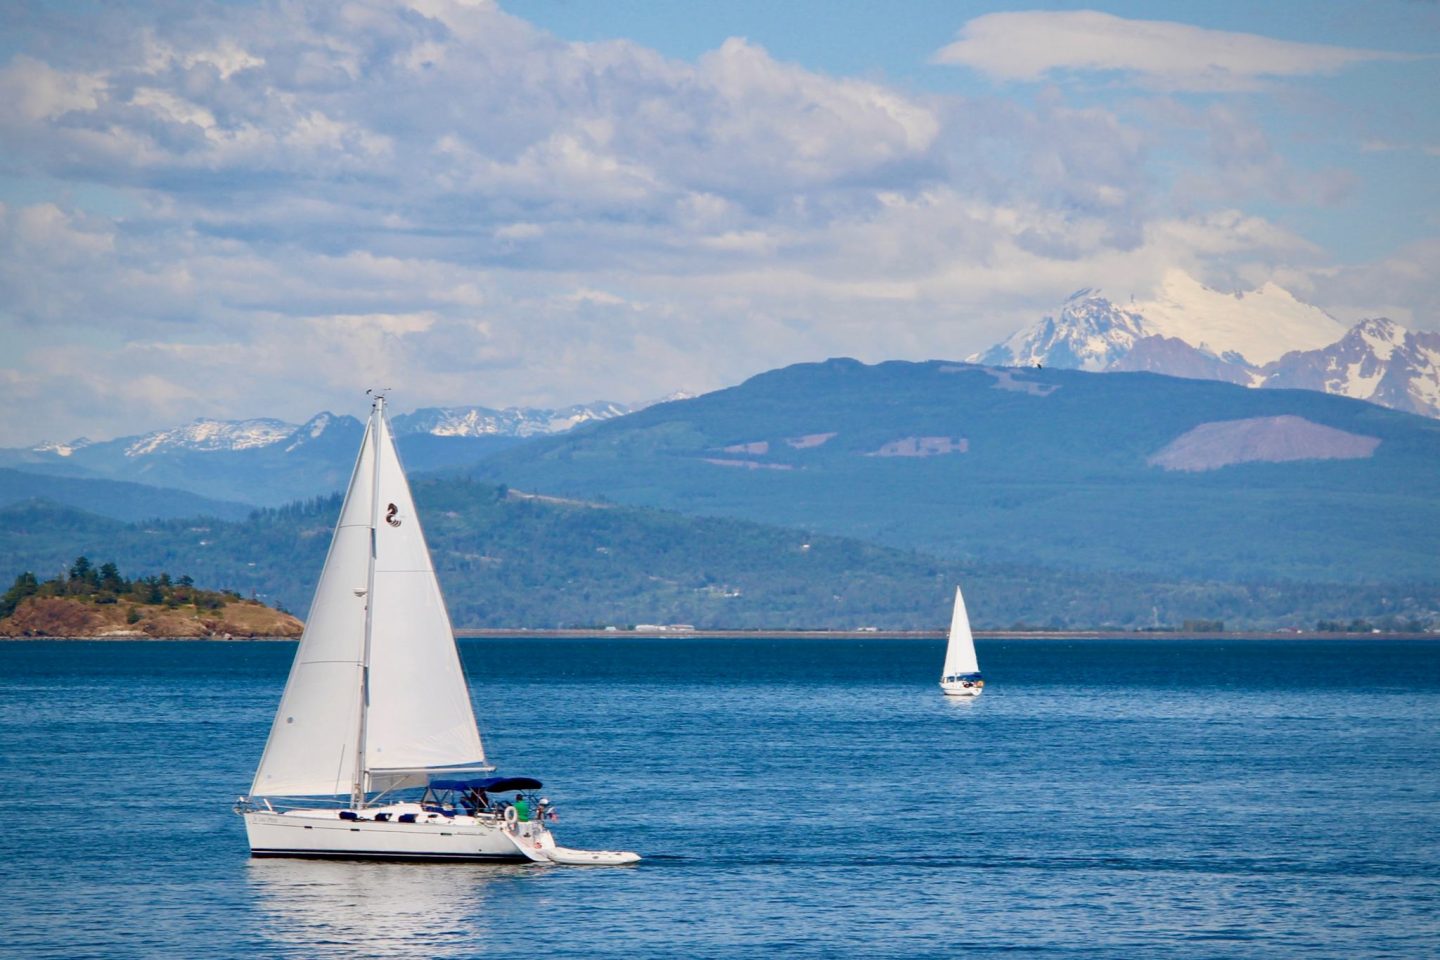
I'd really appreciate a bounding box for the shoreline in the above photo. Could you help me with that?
[3,629,1434,642]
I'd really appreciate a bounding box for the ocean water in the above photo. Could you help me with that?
[2,637,1438,959]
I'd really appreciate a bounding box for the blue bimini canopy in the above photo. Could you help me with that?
[429,776,542,793]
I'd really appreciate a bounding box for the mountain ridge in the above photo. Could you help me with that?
[975,277,1440,418]
[468,357,1440,585]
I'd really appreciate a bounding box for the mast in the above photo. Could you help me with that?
[352,393,384,808]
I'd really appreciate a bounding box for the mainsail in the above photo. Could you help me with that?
[941,585,979,678]
[250,397,486,798]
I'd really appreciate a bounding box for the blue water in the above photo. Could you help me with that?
[2,638,1438,959]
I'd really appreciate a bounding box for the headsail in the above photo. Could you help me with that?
[250,397,485,798]
[941,585,980,678]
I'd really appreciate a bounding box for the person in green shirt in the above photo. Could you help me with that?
[513,796,531,823]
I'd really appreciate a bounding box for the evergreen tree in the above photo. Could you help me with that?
[0,572,40,618]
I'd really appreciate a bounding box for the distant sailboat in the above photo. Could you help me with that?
[939,585,984,697]
[235,393,638,865]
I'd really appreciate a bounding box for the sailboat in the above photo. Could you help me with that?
[939,585,984,697]
[235,393,639,865]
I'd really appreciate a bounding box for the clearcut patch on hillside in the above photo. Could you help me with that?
[866,437,968,457]
[1148,415,1380,472]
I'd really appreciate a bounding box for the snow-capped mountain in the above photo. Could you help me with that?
[973,274,1439,419]
[123,418,297,457]
[1261,318,1440,418]
[975,289,1151,371]
[282,413,360,453]
[30,398,647,463]
[32,438,94,457]
[2,395,670,505]
[1130,270,1347,366]
[391,401,636,439]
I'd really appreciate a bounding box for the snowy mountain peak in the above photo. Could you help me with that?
[32,437,94,457]
[29,393,673,462]
[645,390,698,405]
[124,418,297,457]
[282,413,351,452]
[390,400,640,439]
[1351,317,1406,362]
[301,412,338,437]
[1263,317,1440,418]
[1132,270,1346,365]
[971,291,1153,372]
[974,277,1439,419]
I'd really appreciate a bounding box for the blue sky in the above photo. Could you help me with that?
[1,0,1436,445]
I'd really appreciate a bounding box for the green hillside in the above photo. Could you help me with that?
[470,359,1440,583]
[1,480,1434,631]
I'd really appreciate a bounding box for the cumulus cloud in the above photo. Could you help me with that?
[933,10,1414,91]
[0,0,1433,446]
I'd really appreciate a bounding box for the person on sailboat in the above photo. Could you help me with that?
[513,794,532,823]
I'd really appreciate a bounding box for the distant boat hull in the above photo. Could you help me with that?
[243,805,553,863]
[939,679,983,698]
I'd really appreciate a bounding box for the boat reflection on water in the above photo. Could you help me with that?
[245,858,535,958]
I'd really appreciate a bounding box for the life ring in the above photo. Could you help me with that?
[504,806,518,826]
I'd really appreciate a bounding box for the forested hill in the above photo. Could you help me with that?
[470,358,1440,585]
[0,479,1433,632]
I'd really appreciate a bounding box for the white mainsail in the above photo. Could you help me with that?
[941,585,979,678]
[249,397,485,798]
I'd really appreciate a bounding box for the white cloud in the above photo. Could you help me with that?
[0,1,1433,446]
[933,10,1413,92]
[0,56,107,122]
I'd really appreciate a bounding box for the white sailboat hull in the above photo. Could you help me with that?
[243,807,553,863]
[939,680,983,698]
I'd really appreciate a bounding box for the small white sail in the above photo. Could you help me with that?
[941,585,979,678]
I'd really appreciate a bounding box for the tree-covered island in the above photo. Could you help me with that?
[0,557,302,638]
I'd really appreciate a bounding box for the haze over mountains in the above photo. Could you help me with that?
[974,271,1440,419]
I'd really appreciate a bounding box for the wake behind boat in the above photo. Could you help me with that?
[234,393,638,866]
[939,585,984,697]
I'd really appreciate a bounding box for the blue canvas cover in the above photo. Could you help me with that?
[429,776,542,792]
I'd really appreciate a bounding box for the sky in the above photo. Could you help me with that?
[1,0,1437,446]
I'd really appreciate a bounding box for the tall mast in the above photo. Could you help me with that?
[352,393,384,808]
